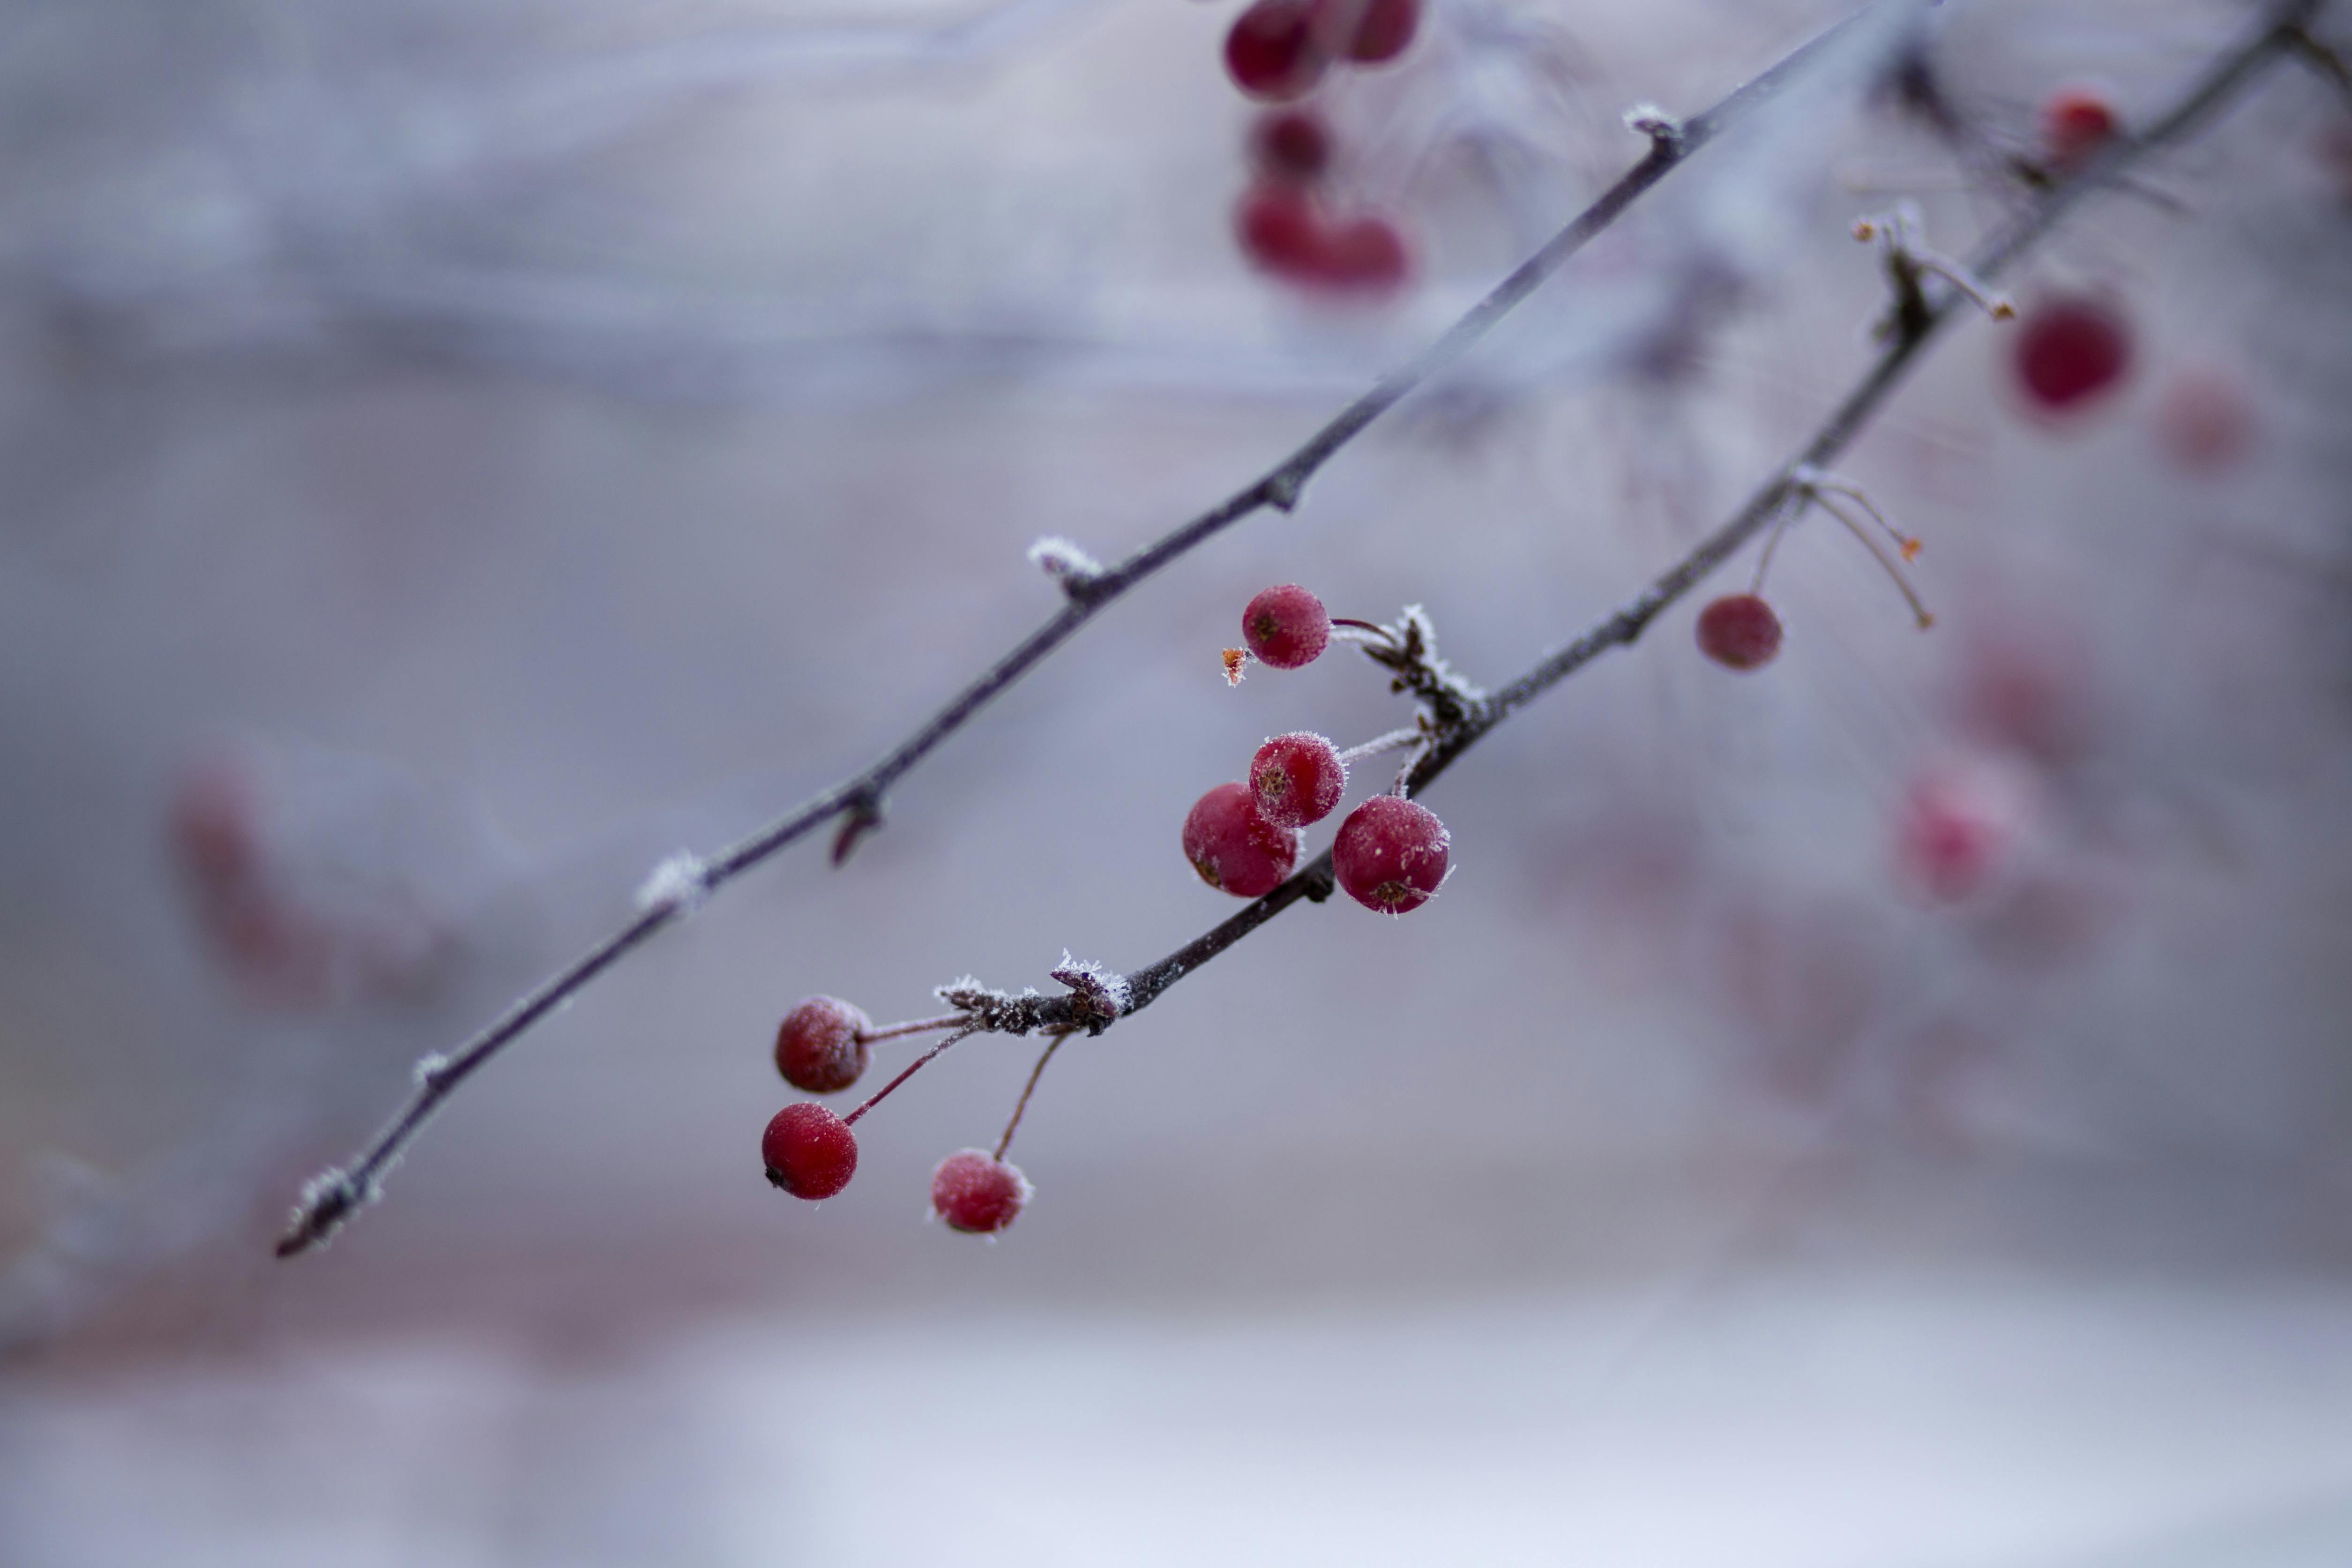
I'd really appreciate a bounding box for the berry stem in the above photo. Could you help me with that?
[1337,727,1423,766]
[1809,490,1934,629]
[854,1013,968,1045]
[993,1028,1073,1161]
[842,1029,974,1127]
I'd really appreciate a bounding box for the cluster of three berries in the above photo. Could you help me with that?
[1187,585,1450,914]
[762,996,1029,1233]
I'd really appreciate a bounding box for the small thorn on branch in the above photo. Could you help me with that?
[1623,102,1687,153]
[831,794,885,866]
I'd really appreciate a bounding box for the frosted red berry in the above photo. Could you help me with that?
[774,994,871,1094]
[1237,184,1327,278]
[1696,593,1783,672]
[1241,583,1330,669]
[1252,109,1332,183]
[1225,0,1329,102]
[1183,782,1301,898]
[2013,296,2131,413]
[2040,88,2117,170]
[1249,732,1347,829]
[762,1102,859,1200]
[1333,794,1449,914]
[931,1149,1031,1234]
[1327,0,1419,64]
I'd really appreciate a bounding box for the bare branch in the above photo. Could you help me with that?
[272,4,1900,1259]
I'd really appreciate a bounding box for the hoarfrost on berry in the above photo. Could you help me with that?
[931,1150,1031,1234]
[1183,782,1301,898]
[762,1103,859,1201]
[1333,794,1450,914]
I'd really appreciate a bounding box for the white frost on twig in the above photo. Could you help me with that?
[412,1052,451,1087]
[634,850,712,916]
[1049,950,1130,1023]
[1027,536,1103,596]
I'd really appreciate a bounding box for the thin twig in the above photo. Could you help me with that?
[273,6,1882,1259]
[993,1029,1073,1161]
[856,1014,967,1045]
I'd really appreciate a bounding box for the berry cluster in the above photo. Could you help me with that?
[1191,583,1451,913]
[760,995,1032,1231]
[1222,0,1420,293]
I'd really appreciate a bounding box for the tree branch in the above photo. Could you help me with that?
[272,3,1908,1259]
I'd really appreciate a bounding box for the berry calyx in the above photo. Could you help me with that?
[762,1103,859,1200]
[1333,793,1449,914]
[1249,732,1347,829]
[1251,109,1332,184]
[1696,593,1784,671]
[2012,295,2132,413]
[774,995,871,1094]
[2040,87,2118,171]
[1225,0,1329,102]
[1327,0,1419,64]
[1183,782,1302,898]
[930,1149,1032,1234]
[1240,583,1330,669]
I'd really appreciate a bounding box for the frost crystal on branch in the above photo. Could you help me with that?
[1047,952,1130,1031]
[1027,536,1104,598]
[633,851,711,916]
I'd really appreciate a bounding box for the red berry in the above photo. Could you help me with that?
[931,1149,1031,1234]
[1236,184,1328,279]
[1240,582,1330,669]
[1322,0,1419,64]
[1317,216,1410,292]
[1225,0,1329,102]
[762,1103,858,1200]
[1183,782,1301,897]
[1696,593,1783,672]
[1249,732,1347,829]
[774,995,871,1094]
[1333,794,1449,914]
[1251,109,1331,183]
[2040,87,2117,171]
[2012,295,2131,413]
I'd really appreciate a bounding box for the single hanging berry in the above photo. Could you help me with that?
[1183,782,1301,897]
[1333,794,1449,913]
[931,1150,1032,1234]
[1696,593,1784,671]
[762,1103,859,1200]
[2040,87,2118,171]
[773,995,871,1094]
[1240,583,1330,669]
[1249,732,1347,829]
[1225,0,1329,102]
[2012,295,2131,413]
